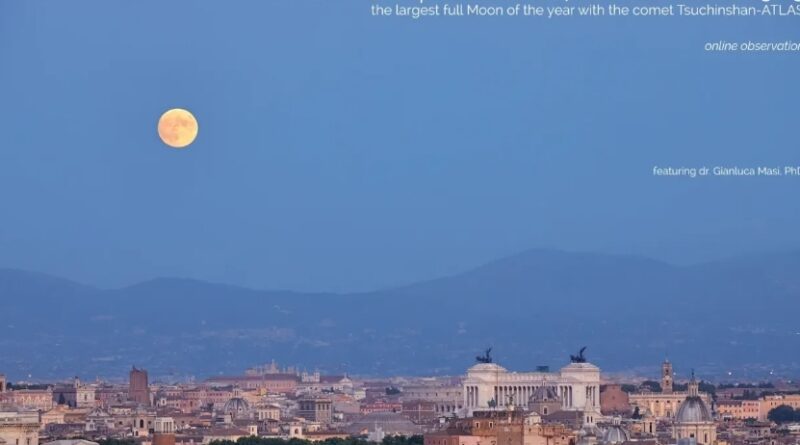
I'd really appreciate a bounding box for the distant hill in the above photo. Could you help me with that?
[1,249,799,381]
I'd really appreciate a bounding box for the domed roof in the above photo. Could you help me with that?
[602,418,630,444]
[223,397,250,415]
[530,385,560,402]
[577,424,599,445]
[675,397,712,423]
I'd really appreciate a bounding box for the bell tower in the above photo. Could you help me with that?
[662,360,673,394]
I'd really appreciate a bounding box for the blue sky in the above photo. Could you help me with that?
[1,0,798,292]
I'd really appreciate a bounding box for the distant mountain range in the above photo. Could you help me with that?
[1,249,799,382]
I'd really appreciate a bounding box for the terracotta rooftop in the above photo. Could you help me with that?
[206,374,299,382]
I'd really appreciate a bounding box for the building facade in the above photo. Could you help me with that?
[297,398,332,424]
[204,375,298,394]
[52,378,95,408]
[716,400,760,420]
[0,390,54,412]
[629,361,711,419]
[462,361,601,416]
[402,385,463,416]
[598,385,630,415]
[425,410,575,445]
[758,394,800,421]
[0,409,40,445]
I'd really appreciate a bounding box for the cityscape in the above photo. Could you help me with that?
[3,4,800,445]
[2,353,800,445]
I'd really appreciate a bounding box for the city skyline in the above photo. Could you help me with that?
[3,356,800,445]
[2,2,799,445]
[0,350,795,385]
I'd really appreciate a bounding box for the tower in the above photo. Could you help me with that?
[129,366,150,406]
[0,374,6,392]
[687,370,699,397]
[583,398,597,428]
[642,411,656,436]
[577,399,600,445]
[662,360,673,394]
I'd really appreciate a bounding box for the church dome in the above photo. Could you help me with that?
[223,397,251,416]
[602,418,630,444]
[675,397,712,423]
[576,425,599,445]
[530,385,560,402]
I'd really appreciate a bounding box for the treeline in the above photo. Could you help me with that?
[718,382,774,389]
[6,382,51,390]
[619,380,716,395]
[97,440,137,445]
[731,390,761,401]
[97,437,423,445]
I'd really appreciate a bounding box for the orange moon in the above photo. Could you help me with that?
[157,108,198,148]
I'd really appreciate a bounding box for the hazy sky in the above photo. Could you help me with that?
[1,1,798,292]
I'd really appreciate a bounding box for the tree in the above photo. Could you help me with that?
[672,383,688,392]
[698,381,716,396]
[767,405,797,424]
[98,439,137,445]
[385,387,401,396]
[640,381,662,392]
[383,436,423,445]
[737,390,759,401]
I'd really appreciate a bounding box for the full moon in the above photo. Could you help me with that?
[158,108,198,148]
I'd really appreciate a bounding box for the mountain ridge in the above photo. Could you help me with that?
[1,249,799,381]
[5,246,800,294]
